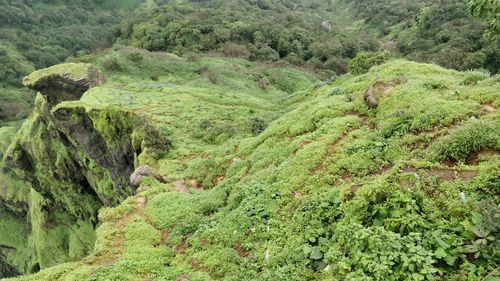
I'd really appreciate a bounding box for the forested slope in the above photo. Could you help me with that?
[125,0,499,74]
[0,0,144,124]
[343,0,499,72]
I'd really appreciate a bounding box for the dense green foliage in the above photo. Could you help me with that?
[125,0,378,77]
[466,0,500,38]
[2,0,498,125]
[126,0,500,75]
[0,0,143,72]
[344,0,500,72]
[3,49,498,280]
[0,0,144,123]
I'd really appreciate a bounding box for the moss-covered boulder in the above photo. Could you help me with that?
[22,63,105,105]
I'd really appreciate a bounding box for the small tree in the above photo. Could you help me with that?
[466,0,500,39]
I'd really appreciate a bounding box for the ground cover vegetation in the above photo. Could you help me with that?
[0,0,499,280]
[1,47,498,280]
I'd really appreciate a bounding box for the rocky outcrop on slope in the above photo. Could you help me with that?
[22,63,105,105]
[0,64,136,277]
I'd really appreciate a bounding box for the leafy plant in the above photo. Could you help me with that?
[349,51,390,75]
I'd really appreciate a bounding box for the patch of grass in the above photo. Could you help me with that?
[430,119,500,162]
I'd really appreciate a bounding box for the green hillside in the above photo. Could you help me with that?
[1,0,498,125]
[0,48,318,278]
[0,0,499,280]
[2,48,498,280]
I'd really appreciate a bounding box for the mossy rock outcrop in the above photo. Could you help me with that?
[22,63,105,105]
[0,93,138,274]
[0,63,134,277]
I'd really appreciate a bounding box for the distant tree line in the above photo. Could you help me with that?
[343,0,499,72]
[127,0,499,74]
[125,0,380,77]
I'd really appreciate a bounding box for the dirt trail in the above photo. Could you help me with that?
[86,195,149,268]
[401,167,478,181]
[86,176,204,272]
[466,149,497,165]
[483,104,496,114]
[135,196,146,211]
[174,180,189,193]
[346,166,479,197]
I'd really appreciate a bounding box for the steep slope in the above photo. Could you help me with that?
[4,49,499,280]
[0,49,318,278]
[0,63,138,277]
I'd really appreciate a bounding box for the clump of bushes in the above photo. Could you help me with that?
[133,121,173,155]
[250,117,267,135]
[194,119,236,144]
[348,50,390,75]
[102,56,124,71]
[142,124,173,152]
[430,119,499,162]
[461,70,489,85]
[126,52,144,64]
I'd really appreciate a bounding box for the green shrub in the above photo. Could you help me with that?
[349,50,390,75]
[250,117,267,135]
[431,120,499,162]
[461,70,490,85]
[142,124,174,152]
[126,52,144,64]
[102,56,124,71]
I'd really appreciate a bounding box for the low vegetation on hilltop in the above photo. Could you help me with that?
[0,1,498,280]
[3,49,498,280]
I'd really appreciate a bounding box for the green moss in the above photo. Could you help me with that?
[0,126,17,156]
[88,107,134,149]
[22,63,92,88]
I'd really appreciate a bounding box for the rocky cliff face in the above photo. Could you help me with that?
[0,64,136,277]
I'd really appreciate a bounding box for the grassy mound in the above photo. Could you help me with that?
[4,50,500,280]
